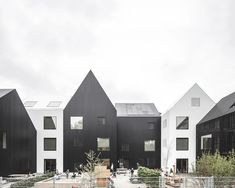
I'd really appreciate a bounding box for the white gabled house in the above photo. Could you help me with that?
[161,83,215,173]
[24,100,66,173]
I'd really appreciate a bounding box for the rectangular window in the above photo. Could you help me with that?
[0,131,7,149]
[163,139,167,148]
[144,140,155,151]
[191,97,200,107]
[71,116,83,130]
[148,122,156,130]
[73,137,83,147]
[214,135,220,151]
[215,120,220,129]
[44,116,56,129]
[97,138,110,151]
[121,144,130,152]
[176,116,189,129]
[176,138,189,151]
[44,138,56,151]
[201,134,212,150]
[163,119,167,128]
[97,117,106,125]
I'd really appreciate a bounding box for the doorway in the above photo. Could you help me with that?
[44,159,56,172]
[176,159,188,173]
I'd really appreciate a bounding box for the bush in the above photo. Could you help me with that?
[137,166,160,188]
[10,172,54,188]
[138,166,161,177]
[195,152,235,177]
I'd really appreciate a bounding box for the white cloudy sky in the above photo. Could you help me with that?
[0,0,235,113]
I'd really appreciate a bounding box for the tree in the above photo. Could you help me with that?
[83,150,102,173]
[81,150,103,188]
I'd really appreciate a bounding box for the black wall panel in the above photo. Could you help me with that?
[63,71,117,171]
[0,90,36,176]
[117,117,161,169]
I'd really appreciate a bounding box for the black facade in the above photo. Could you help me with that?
[117,116,161,169]
[196,92,235,157]
[63,71,117,171]
[0,89,36,176]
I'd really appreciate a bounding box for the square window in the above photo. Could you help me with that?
[0,131,7,149]
[97,138,110,151]
[97,117,106,125]
[44,138,56,151]
[44,116,56,129]
[148,122,156,130]
[176,138,188,151]
[71,116,83,130]
[176,116,189,129]
[144,140,155,151]
[191,98,200,107]
[121,144,130,152]
[73,137,83,147]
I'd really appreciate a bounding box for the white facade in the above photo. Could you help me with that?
[161,84,215,173]
[25,101,65,173]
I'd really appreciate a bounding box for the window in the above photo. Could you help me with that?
[191,97,200,107]
[0,131,6,149]
[73,137,83,147]
[144,140,155,151]
[97,117,106,125]
[176,138,188,151]
[24,101,37,107]
[176,116,189,129]
[163,119,167,128]
[148,122,156,130]
[71,116,83,130]
[44,138,56,151]
[214,136,220,151]
[44,116,56,129]
[215,120,220,129]
[97,138,110,151]
[163,139,167,148]
[201,134,212,150]
[47,101,62,107]
[121,144,130,152]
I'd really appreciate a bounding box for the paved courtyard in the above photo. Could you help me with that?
[112,173,147,188]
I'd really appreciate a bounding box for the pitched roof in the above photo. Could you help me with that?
[115,103,160,117]
[0,89,14,99]
[199,92,235,124]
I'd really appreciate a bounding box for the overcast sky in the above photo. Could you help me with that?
[0,0,235,113]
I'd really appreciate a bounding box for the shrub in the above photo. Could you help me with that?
[137,166,160,188]
[10,172,54,188]
[138,166,161,177]
[195,152,235,177]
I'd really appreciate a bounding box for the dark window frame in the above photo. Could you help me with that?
[176,138,189,151]
[44,138,56,151]
[97,117,106,126]
[176,116,189,130]
[44,116,57,130]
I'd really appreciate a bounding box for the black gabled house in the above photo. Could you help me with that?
[63,71,117,171]
[0,89,36,176]
[196,92,235,157]
[116,103,161,169]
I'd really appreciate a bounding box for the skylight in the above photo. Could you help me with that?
[24,101,37,107]
[47,101,62,107]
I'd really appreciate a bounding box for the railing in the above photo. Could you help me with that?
[129,176,235,188]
